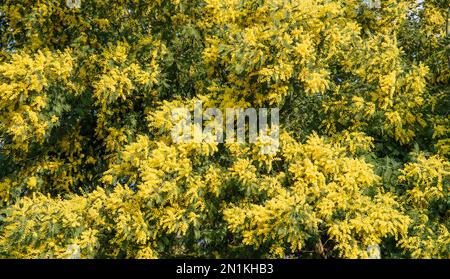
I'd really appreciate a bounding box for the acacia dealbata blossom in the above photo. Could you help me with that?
[0,0,448,259]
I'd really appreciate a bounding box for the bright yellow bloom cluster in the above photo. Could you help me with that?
[0,0,448,259]
[0,50,73,153]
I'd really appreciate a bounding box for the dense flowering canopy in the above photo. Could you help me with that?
[0,0,449,258]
